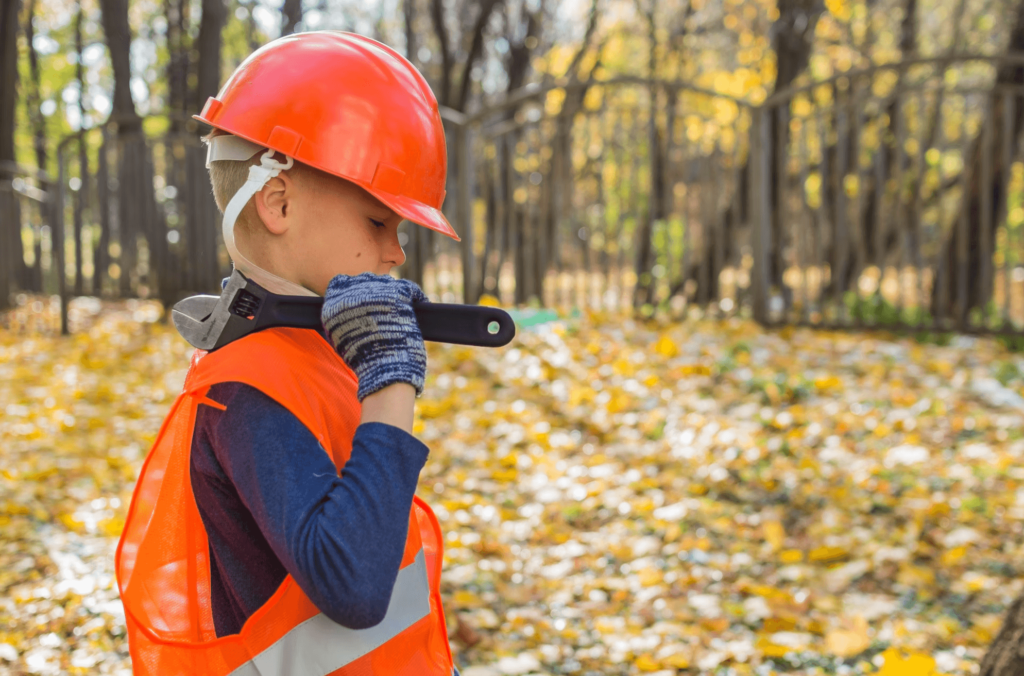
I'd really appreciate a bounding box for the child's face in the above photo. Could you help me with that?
[251,168,409,296]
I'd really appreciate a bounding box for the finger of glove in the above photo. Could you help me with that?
[322,276,425,348]
[323,274,424,320]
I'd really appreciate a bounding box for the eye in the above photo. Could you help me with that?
[370,218,386,229]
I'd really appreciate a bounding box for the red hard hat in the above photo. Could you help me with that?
[194,31,459,241]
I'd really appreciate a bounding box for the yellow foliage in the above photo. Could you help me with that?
[808,546,849,564]
[763,520,785,551]
[825,615,870,658]
[875,648,949,676]
[654,334,679,357]
[1,295,1019,673]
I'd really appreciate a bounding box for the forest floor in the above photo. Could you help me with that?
[1,296,1022,675]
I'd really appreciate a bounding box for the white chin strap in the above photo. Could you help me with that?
[210,135,319,297]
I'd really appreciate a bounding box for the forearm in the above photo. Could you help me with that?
[359,382,415,434]
[288,422,428,628]
[205,384,429,630]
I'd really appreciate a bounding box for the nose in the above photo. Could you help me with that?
[383,224,407,270]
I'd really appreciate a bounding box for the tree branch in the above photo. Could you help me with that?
[563,0,601,81]
[430,0,453,106]
[280,0,302,36]
[456,0,503,112]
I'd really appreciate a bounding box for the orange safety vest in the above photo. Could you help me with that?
[116,327,453,675]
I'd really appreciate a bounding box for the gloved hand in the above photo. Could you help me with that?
[321,273,428,402]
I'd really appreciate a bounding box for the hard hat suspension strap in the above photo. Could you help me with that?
[221,150,318,297]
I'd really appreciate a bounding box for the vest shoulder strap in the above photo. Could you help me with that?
[184,327,360,466]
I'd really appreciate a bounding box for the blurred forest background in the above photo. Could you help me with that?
[2,0,1024,334]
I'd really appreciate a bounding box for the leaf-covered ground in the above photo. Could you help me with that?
[2,296,1023,675]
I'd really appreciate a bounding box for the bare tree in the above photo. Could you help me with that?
[429,0,504,111]
[477,0,543,301]
[632,0,662,310]
[99,0,143,136]
[825,0,966,300]
[929,1,1024,326]
[22,0,46,293]
[520,0,601,304]
[0,0,22,311]
[281,0,302,36]
[187,0,229,294]
[73,1,89,296]
[165,0,192,132]
[100,0,157,302]
[676,0,824,305]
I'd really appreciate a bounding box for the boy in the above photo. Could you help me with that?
[116,32,460,675]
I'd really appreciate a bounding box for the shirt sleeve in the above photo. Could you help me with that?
[204,382,430,629]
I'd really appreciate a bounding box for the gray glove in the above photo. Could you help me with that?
[320,273,428,401]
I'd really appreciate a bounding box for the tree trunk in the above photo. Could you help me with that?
[981,592,1024,675]
[100,0,142,135]
[683,0,821,305]
[165,0,190,133]
[23,0,45,292]
[100,0,154,303]
[74,2,87,296]
[402,0,427,288]
[190,0,227,294]
[0,0,21,312]
[95,130,111,297]
[633,0,660,310]
[280,0,301,36]
[765,0,824,300]
[825,0,963,300]
[928,1,1024,326]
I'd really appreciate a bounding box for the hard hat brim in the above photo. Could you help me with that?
[368,189,461,243]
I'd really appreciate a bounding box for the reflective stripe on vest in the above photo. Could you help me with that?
[228,549,431,676]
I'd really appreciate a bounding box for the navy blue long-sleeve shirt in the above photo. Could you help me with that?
[189,375,430,637]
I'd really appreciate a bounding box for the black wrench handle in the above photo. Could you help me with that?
[254,298,516,347]
[414,303,515,347]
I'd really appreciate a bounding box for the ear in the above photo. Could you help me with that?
[252,172,296,235]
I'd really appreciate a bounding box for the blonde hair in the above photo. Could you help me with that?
[203,129,345,244]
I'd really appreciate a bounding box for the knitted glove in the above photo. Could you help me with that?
[321,273,428,402]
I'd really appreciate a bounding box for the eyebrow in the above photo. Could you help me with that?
[360,193,398,220]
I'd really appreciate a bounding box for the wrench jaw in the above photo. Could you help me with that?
[170,294,218,343]
[171,269,269,351]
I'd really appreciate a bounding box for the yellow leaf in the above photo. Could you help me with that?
[452,590,483,607]
[477,294,501,307]
[664,524,682,542]
[825,616,870,657]
[814,375,842,390]
[809,546,849,564]
[492,469,518,482]
[638,569,662,587]
[875,648,948,676]
[779,549,804,564]
[756,636,792,658]
[969,614,1004,645]
[654,335,679,358]
[635,654,660,672]
[763,520,785,551]
[606,392,632,414]
[941,545,968,566]
[100,516,126,537]
[664,651,690,668]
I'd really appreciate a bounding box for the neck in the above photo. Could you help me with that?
[232,233,318,297]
